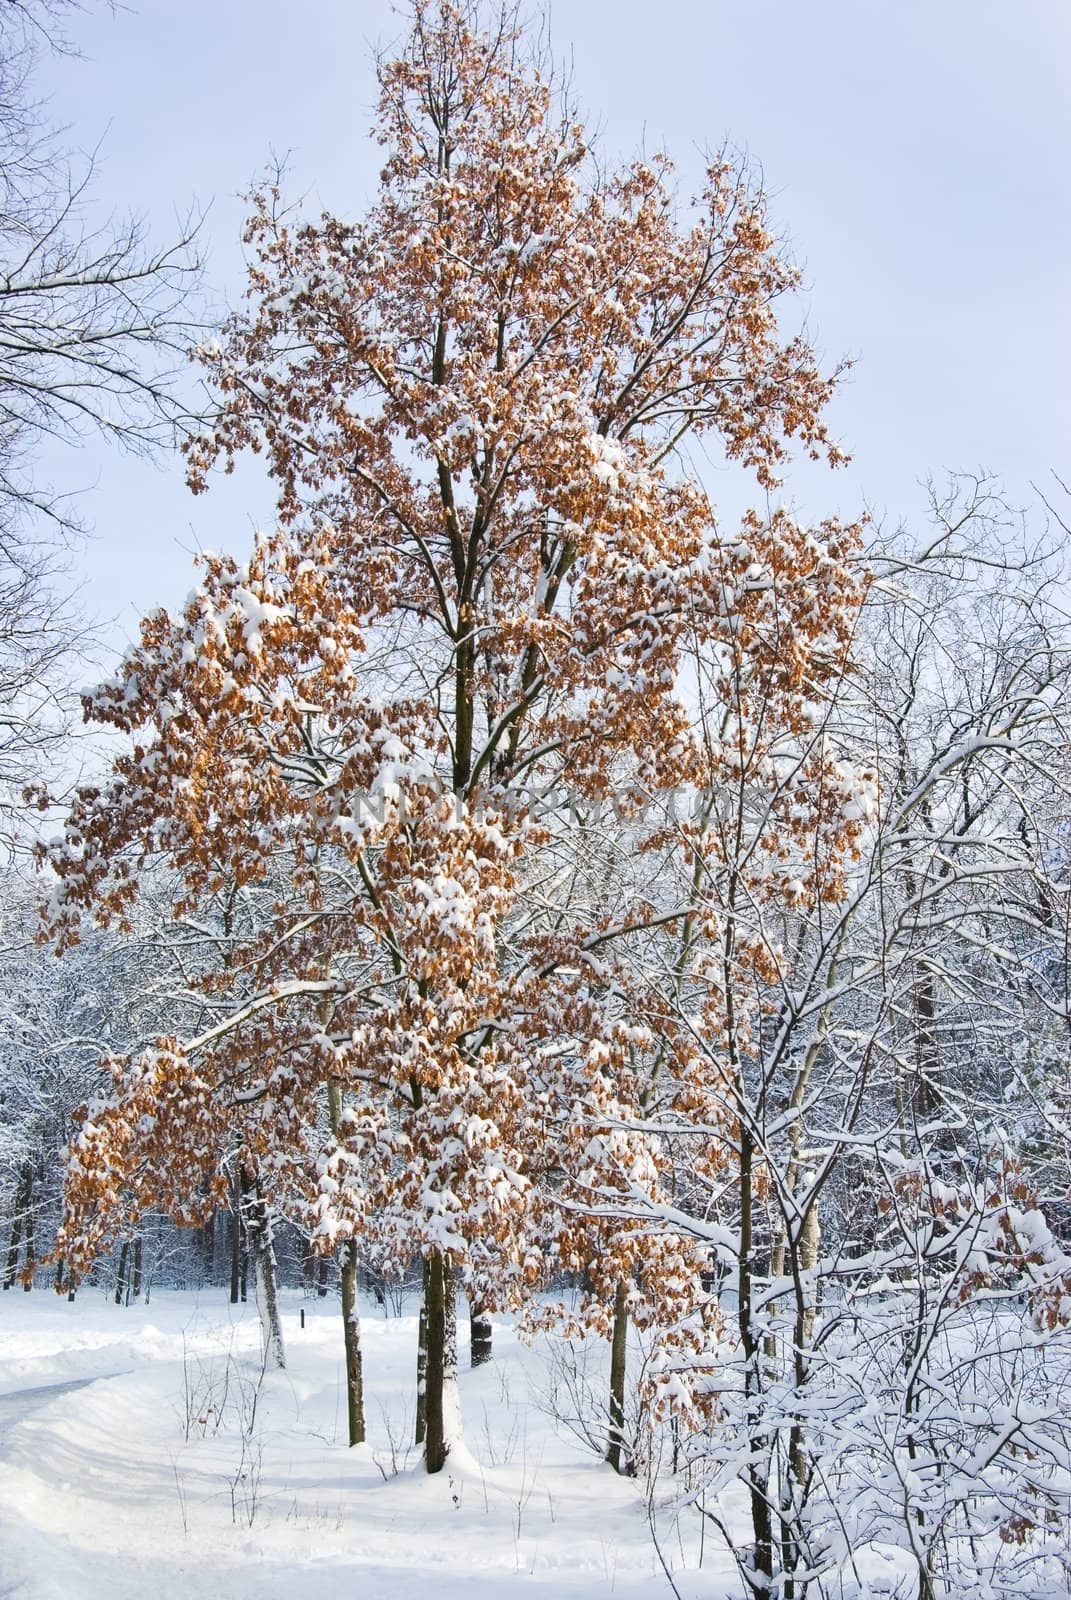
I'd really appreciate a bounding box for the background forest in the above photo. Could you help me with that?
[2,5,1070,1599]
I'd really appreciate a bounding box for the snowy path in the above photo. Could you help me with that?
[0,1290,730,1600]
[0,1374,118,1442]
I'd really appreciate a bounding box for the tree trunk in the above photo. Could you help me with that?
[339,1238,365,1445]
[4,1161,30,1289]
[327,1076,365,1443]
[56,1253,75,1302]
[229,1198,241,1303]
[201,1210,216,1283]
[4,1209,23,1288]
[241,1175,285,1370]
[739,1121,774,1590]
[132,1238,143,1301]
[469,1300,492,1367]
[606,1276,631,1474]
[796,1201,821,1356]
[114,1240,130,1306]
[21,1168,35,1291]
[415,1257,429,1447]
[423,1251,459,1473]
[911,971,942,1122]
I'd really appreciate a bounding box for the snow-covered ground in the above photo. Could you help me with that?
[0,1288,728,1599]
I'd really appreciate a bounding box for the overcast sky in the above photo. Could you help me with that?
[40,0,1071,656]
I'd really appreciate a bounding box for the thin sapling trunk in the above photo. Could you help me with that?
[606,1276,631,1474]
[241,1173,285,1370]
[423,1250,459,1473]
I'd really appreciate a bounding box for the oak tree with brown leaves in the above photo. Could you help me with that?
[42,0,867,1474]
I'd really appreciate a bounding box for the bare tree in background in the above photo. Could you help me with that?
[0,0,200,835]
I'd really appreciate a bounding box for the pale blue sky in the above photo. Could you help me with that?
[41,0,1071,655]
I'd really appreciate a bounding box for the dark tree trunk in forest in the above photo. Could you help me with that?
[21,1169,35,1291]
[469,1301,492,1367]
[201,1211,215,1282]
[423,1251,459,1473]
[228,1168,243,1303]
[55,1255,75,1302]
[4,1161,31,1289]
[606,1277,631,1474]
[132,1238,143,1301]
[911,972,942,1122]
[229,1202,241,1303]
[3,1207,21,1289]
[114,1240,129,1306]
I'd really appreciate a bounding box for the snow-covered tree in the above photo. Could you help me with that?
[0,865,184,1292]
[41,0,865,1474]
[628,486,1071,1598]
